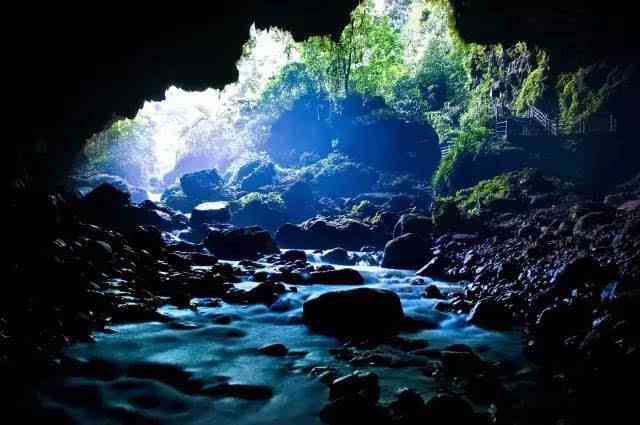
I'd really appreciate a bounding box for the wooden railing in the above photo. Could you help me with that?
[495,104,618,140]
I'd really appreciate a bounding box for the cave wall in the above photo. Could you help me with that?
[9,0,639,187]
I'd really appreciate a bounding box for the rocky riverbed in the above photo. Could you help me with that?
[6,170,640,424]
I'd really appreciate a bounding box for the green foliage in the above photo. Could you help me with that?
[238,192,285,209]
[300,0,405,101]
[350,200,377,217]
[80,117,156,187]
[431,125,492,194]
[445,174,509,215]
[513,50,549,113]
[557,64,629,133]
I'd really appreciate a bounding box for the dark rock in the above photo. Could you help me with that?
[321,247,355,265]
[423,285,444,299]
[389,387,425,422]
[550,256,612,295]
[180,169,224,200]
[281,249,307,263]
[232,193,288,232]
[189,201,231,227]
[233,159,276,192]
[239,281,287,305]
[306,268,365,285]
[423,394,477,423]
[573,211,614,237]
[381,233,430,270]
[416,256,447,279]
[467,298,513,330]
[202,383,273,400]
[329,371,379,404]
[303,288,404,337]
[204,226,279,260]
[131,225,165,253]
[393,214,433,239]
[85,240,114,265]
[497,261,520,281]
[276,218,385,250]
[258,343,288,357]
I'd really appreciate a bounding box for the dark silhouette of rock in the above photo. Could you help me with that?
[204,226,279,260]
[303,288,404,337]
[393,213,433,239]
[467,297,513,330]
[321,247,355,265]
[381,233,430,270]
[190,202,231,227]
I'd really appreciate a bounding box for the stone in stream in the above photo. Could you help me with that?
[303,288,404,337]
[202,383,274,400]
[306,268,364,285]
[189,201,231,227]
[381,233,430,270]
[281,249,308,263]
[423,284,444,299]
[416,256,447,279]
[321,247,355,265]
[423,393,478,423]
[258,343,289,357]
[467,297,513,330]
[204,226,279,260]
[320,371,386,425]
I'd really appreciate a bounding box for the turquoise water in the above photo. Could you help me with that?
[31,256,528,424]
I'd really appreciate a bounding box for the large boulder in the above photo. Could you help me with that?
[393,213,433,239]
[204,226,279,260]
[321,247,355,265]
[190,202,231,227]
[233,159,276,192]
[180,169,224,199]
[73,173,149,204]
[303,288,404,337]
[276,218,385,250]
[381,233,430,270]
[232,193,288,232]
[467,298,513,330]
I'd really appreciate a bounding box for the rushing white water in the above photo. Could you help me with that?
[31,255,528,424]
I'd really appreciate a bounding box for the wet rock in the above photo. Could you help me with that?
[189,201,231,227]
[423,285,444,299]
[393,214,433,239]
[276,218,385,250]
[110,305,170,324]
[573,211,614,237]
[416,256,447,279]
[258,343,288,357]
[126,362,203,394]
[131,225,165,253]
[467,298,512,330]
[321,247,355,265]
[389,387,425,423]
[381,233,430,270]
[238,281,287,305]
[281,249,307,263]
[204,226,279,260]
[202,383,273,400]
[441,349,488,377]
[180,169,225,200]
[329,371,379,404]
[497,261,520,281]
[303,288,404,337]
[550,256,612,295]
[306,268,364,285]
[423,393,477,423]
[85,240,114,265]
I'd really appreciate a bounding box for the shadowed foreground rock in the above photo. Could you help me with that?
[303,288,404,337]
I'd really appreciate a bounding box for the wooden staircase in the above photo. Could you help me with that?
[494,104,617,140]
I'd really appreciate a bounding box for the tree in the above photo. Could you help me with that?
[300,0,405,100]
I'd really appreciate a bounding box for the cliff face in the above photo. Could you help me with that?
[9,1,639,186]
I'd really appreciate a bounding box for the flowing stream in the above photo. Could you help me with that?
[30,252,529,424]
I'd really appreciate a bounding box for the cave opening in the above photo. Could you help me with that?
[8,1,640,424]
